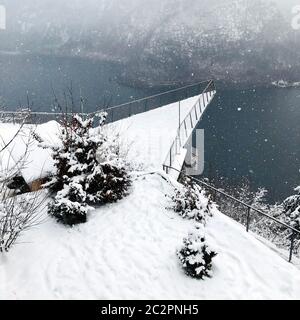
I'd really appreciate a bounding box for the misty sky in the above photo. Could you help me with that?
[1,0,299,29]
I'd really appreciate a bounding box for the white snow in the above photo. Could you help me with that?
[1,174,300,300]
[110,95,200,172]
[1,94,300,300]
[109,90,215,177]
[0,121,60,182]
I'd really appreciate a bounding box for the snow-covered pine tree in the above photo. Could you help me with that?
[44,113,130,225]
[170,177,214,224]
[177,225,217,280]
[283,186,300,232]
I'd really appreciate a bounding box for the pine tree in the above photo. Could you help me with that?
[177,226,217,280]
[43,113,130,226]
[169,177,214,224]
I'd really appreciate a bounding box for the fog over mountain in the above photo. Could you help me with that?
[1,0,300,87]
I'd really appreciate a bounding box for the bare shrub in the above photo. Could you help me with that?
[0,190,46,252]
[0,111,46,252]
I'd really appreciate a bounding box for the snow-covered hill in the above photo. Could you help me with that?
[1,173,300,299]
[1,96,300,299]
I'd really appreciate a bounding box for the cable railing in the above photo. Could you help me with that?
[1,80,214,125]
[163,80,216,175]
[163,165,300,263]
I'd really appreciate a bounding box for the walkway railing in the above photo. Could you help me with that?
[1,81,214,125]
[163,165,300,263]
[163,80,216,175]
[92,80,215,122]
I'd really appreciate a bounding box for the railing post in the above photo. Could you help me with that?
[195,106,198,120]
[184,119,188,137]
[212,189,217,202]
[129,104,132,117]
[189,113,193,128]
[289,231,296,263]
[246,207,251,232]
[178,101,181,129]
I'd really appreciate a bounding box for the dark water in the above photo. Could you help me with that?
[197,87,300,203]
[0,54,154,111]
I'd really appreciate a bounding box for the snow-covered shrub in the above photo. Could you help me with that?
[177,227,217,280]
[43,113,131,225]
[169,177,214,224]
[283,186,300,233]
[48,182,90,225]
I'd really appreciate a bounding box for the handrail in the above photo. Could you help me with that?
[163,80,216,173]
[92,80,214,114]
[178,80,213,130]
[1,80,213,124]
[162,165,300,263]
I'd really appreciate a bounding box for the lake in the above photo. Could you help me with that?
[197,87,300,203]
[0,54,299,202]
[0,53,155,111]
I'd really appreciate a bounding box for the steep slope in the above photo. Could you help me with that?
[1,173,300,299]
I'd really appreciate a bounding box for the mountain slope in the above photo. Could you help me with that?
[2,173,300,299]
[1,0,299,87]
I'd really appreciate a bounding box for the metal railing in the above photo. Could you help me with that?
[163,80,216,174]
[1,80,214,125]
[92,80,215,122]
[163,165,300,263]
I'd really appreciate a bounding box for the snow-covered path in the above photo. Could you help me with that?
[1,174,300,300]
[111,95,201,171]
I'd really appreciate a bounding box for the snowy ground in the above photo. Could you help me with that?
[0,121,60,182]
[1,174,300,300]
[110,95,200,172]
[1,95,300,300]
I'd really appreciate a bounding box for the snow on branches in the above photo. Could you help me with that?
[177,225,217,280]
[168,176,218,279]
[283,186,300,232]
[43,113,131,226]
[168,177,214,224]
